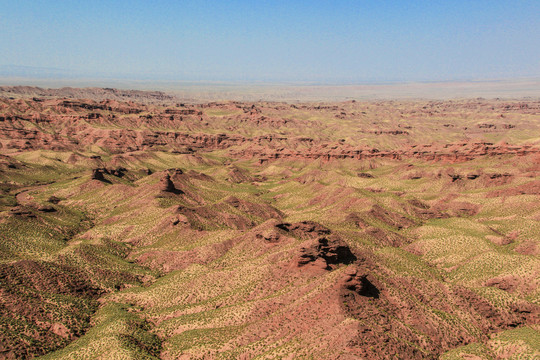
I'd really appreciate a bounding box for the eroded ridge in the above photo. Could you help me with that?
[0,93,539,359]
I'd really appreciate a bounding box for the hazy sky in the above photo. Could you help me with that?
[1,0,539,82]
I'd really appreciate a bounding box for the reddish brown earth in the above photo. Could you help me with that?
[1,96,539,162]
[0,260,101,358]
[0,90,539,359]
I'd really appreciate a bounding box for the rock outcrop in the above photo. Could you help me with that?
[341,267,380,298]
[91,168,106,181]
[159,174,176,193]
[276,221,331,238]
[297,235,357,269]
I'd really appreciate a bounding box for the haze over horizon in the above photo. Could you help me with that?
[1,1,539,83]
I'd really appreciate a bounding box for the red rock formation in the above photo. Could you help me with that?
[341,267,380,298]
[91,168,106,181]
[297,235,357,269]
[159,174,176,193]
[276,221,331,239]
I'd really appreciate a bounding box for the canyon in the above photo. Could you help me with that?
[0,87,538,359]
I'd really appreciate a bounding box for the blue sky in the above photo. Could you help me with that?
[1,0,539,82]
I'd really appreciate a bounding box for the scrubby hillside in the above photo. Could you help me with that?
[0,94,538,359]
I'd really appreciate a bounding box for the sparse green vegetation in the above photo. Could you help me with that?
[0,96,538,359]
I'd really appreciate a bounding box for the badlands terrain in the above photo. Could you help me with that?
[0,86,539,359]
